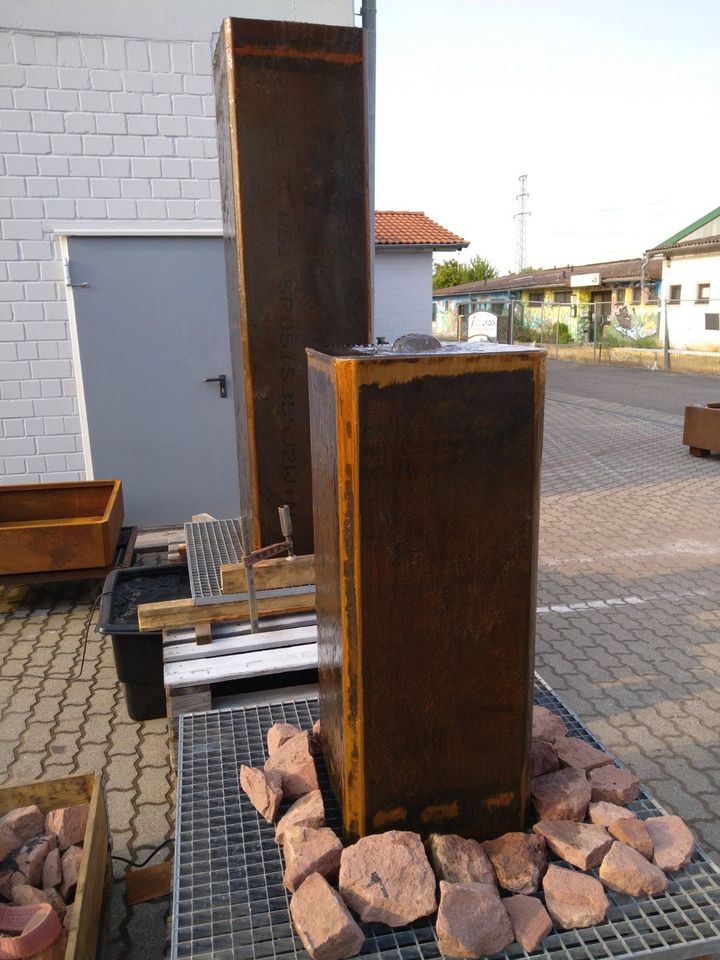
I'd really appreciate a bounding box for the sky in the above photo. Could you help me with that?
[373,0,720,275]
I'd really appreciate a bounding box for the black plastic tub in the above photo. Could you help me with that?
[97,563,191,720]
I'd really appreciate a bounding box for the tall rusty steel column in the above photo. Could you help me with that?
[308,342,546,842]
[214,18,371,553]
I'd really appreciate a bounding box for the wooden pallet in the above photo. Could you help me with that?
[163,614,318,747]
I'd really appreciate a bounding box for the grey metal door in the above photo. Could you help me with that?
[67,235,240,527]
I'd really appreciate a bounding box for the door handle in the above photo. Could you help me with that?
[204,374,227,398]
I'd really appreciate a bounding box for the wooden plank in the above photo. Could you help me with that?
[164,625,317,663]
[162,611,316,647]
[125,861,172,905]
[0,773,92,816]
[164,641,318,689]
[67,772,108,960]
[194,622,212,646]
[138,590,315,632]
[220,553,315,594]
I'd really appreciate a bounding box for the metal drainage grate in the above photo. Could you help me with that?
[184,518,244,604]
[172,678,720,960]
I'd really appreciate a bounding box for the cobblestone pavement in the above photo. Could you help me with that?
[0,365,718,959]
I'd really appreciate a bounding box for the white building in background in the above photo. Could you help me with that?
[0,0,356,493]
[647,206,720,351]
[373,211,468,344]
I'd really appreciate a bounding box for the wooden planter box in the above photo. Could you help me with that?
[683,403,720,456]
[0,480,123,574]
[0,772,109,960]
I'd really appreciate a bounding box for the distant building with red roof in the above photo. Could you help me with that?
[373,211,468,342]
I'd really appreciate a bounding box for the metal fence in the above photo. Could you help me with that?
[433,298,720,377]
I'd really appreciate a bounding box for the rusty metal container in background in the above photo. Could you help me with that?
[308,341,546,842]
[213,18,372,554]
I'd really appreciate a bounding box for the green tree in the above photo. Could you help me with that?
[432,256,498,289]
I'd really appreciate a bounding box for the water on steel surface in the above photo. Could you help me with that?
[171,679,720,960]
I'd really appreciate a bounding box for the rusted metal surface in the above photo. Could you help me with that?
[308,344,546,842]
[683,403,720,456]
[214,18,371,554]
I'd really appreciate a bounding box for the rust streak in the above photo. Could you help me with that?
[234,44,362,65]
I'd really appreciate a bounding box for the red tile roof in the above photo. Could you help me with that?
[375,211,468,249]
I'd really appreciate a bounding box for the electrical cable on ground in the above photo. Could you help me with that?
[111,839,174,868]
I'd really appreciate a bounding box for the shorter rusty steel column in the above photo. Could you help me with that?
[308,343,546,842]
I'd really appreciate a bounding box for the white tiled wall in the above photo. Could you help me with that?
[0,29,226,482]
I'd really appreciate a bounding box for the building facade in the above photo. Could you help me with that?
[647,206,720,352]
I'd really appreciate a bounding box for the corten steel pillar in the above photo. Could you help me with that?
[214,18,371,553]
[308,343,546,842]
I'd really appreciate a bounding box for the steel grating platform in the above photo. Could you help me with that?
[185,518,244,604]
[172,676,720,960]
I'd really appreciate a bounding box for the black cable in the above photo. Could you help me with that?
[111,839,174,868]
[0,588,113,683]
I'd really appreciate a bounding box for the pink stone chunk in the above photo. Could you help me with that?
[588,766,640,805]
[239,765,283,823]
[264,731,319,799]
[554,737,614,772]
[0,823,20,862]
[533,820,613,870]
[11,885,52,907]
[531,768,591,822]
[312,720,321,740]
[436,881,513,958]
[0,868,13,900]
[339,831,437,926]
[533,706,567,742]
[43,847,62,889]
[505,894,553,953]
[427,833,496,886]
[588,801,637,827]
[608,819,653,860]
[483,832,547,895]
[531,740,560,778]
[283,826,343,893]
[45,805,89,851]
[15,835,57,887]
[645,815,695,872]
[275,790,325,844]
[290,873,364,960]
[60,845,83,900]
[43,888,67,919]
[0,806,45,844]
[543,864,609,930]
[600,841,668,897]
[267,722,302,757]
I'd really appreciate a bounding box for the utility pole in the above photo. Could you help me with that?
[514,174,530,273]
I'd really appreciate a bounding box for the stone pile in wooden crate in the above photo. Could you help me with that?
[0,800,89,955]
[239,709,695,960]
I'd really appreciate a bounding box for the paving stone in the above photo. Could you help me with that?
[645,815,695,871]
[543,863,609,930]
[339,831,437,926]
[531,767,591,822]
[599,841,668,897]
[588,801,638,827]
[607,818,653,859]
[436,880,513,958]
[427,832,496,885]
[531,739,560,778]
[588,766,640,805]
[290,872,364,960]
[554,736,614,772]
[505,894,553,953]
[483,832,547,895]
[283,826,343,892]
[533,820,613,870]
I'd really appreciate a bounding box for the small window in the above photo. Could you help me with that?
[697,283,710,303]
[526,291,544,305]
[631,284,643,304]
[615,287,626,303]
[705,313,720,331]
[669,284,681,304]
[553,291,571,304]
